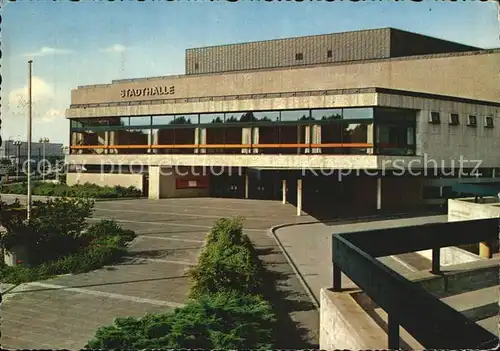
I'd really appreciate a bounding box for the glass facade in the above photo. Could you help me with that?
[69,107,416,156]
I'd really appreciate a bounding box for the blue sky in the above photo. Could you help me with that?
[2,0,499,144]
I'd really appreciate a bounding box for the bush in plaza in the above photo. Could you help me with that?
[0,181,142,198]
[0,198,136,284]
[187,217,264,299]
[85,291,276,350]
[85,217,275,349]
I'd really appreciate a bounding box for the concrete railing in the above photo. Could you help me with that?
[320,257,500,349]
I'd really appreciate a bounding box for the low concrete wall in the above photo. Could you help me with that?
[67,172,144,192]
[447,198,500,255]
[416,246,484,266]
[320,289,387,350]
[405,257,500,298]
[448,198,500,221]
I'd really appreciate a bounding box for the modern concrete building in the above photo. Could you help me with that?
[65,28,500,216]
[1,140,64,165]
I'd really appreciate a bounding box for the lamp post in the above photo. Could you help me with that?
[27,60,33,220]
[39,137,50,181]
[13,141,21,178]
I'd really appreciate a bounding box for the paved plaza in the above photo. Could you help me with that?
[273,213,449,304]
[0,196,319,350]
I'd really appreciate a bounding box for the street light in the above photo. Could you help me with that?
[13,141,22,178]
[39,137,50,181]
[27,60,33,220]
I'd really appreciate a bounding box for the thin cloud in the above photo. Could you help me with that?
[23,46,73,58]
[100,44,130,54]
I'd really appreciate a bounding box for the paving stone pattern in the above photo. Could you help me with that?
[0,197,320,350]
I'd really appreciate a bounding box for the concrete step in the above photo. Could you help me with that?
[477,316,499,335]
[441,285,499,322]
[377,256,418,276]
[370,285,499,347]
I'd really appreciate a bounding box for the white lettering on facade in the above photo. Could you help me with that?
[120,86,175,98]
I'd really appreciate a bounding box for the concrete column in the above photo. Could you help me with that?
[108,131,117,154]
[151,129,158,154]
[148,165,161,200]
[200,128,207,154]
[367,124,374,155]
[104,131,109,154]
[245,171,249,199]
[314,125,322,154]
[479,241,492,259]
[194,127,200,154]
[297,178,303,216]
[242,128,251,154]
[376,177,382,210]
[282,179,287,204]
[147,130,152,154]
[252,127,259,154]
[304,126,311,154]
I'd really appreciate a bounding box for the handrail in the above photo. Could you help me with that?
[69,143,373,149]
[331,218,499,349]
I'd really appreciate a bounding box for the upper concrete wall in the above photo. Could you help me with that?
[66,92,378,118]
[378,93,500,166]
[186,28,392,74]
[70,51,500,106]
[186,28,479,75]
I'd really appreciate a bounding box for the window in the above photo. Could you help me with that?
[281,110,310,122]
[311,109,342,121]
[152,115,175,125]
[194,63,199,70]
[129,116,151,127]
[295,53,303,61]
[172,114,196,125]
[343,108,374,120]
[200,113,224,124]
[485,116,494,128]
[467,115,477,127]
[327,50,332,58]
[70,120,84,128]
[449,113,460,125]
[429,112,440,124]
[253,111,280,123]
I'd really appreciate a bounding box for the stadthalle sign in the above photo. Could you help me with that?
[120,86,175,98]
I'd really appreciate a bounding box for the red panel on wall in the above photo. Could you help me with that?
[176,176,210,189]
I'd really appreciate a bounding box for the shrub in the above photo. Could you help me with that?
[85,291,276,350]
[0,198,94,258]
[0,198,95,265]
[0,244,126,284]
[187,217,263,299]
[0,181,142,198]
[85,219,136,247]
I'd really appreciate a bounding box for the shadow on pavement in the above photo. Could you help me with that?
[261,267,318,349]
[4,275,188,294]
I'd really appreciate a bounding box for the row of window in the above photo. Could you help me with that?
[70,108,376,129]
[429,112,495,128]
[193,50,334,69]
